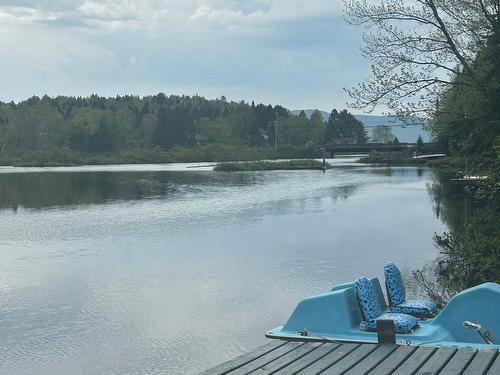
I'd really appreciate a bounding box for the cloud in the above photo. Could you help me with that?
[0,0,343,32]
[0,0,368,112]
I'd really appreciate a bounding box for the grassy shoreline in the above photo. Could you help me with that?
[214,159,332,171]
[0,144,324,168]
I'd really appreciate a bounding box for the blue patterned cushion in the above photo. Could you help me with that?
[355,277,382,320]
[359,313,418,334]
[389,299,437,315]
[384,262,406,305]
[384,262,437,316]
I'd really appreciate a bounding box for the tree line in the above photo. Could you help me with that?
[0,94,369,164]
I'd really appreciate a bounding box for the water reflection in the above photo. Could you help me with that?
[415,168,494,296]
[426,169,469,231]
[0,171,257,211]
[0,153,434,212]
[0,163,447,374]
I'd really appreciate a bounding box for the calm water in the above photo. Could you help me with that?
[0,157,447,374]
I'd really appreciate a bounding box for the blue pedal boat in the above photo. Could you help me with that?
[266,279,500,349]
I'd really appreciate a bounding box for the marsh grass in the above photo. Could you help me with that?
[214,159,331,171]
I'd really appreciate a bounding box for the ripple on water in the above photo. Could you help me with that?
[0,164,445,374]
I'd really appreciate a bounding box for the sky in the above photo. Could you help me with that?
[0,0,372,112]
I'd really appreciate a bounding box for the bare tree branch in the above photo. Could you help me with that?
[426,0,475,76]
[343,0,499,116]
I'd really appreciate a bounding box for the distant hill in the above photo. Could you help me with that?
[291,109,431,143]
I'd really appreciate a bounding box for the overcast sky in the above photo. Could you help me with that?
[0,0,372,112]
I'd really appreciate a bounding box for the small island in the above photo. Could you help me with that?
[214,159,332,172]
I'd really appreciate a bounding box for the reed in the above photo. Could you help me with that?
[214,159,331,171]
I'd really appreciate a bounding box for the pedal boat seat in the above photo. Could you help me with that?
[384,262,437,317]
[355,277,418,334]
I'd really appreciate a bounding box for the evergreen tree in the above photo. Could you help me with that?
[154,107,174,149]
[324,109,368,144]
[416,135,424,154]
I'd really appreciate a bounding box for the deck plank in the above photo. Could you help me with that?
[414,347,456,375]
[296,343,360,374]
[369,345,419,374]
[462,349,498,375]
[392,346,436,375]
[228,341,304,375]
[199,340,287,375]
[320,343,379,374]
[273,343,341,374]
[343,344,398,374]
[251,342,323,374]
[200,341,499,375]
[439,348,476,375]
[486,351,500,375]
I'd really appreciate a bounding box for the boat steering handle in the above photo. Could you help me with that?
[463,320,495,344]
[463,320,481,331]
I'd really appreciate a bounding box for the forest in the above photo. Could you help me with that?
[0,95,367,165]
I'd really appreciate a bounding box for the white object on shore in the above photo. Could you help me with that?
[451,175,488,182]
[413,153,447,159]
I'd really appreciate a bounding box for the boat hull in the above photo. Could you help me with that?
[266,280,500,349]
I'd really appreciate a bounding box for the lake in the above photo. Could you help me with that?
[0,157,448,374]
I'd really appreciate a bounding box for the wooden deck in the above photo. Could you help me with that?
[200,340,500,375]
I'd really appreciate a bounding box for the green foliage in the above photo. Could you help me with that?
[425,166,500,294]
[324,109,368,144]
[429,31,500,165]
[0,95,356,164]
[424,27,500,290]
[310,110,325,145]
[434,193,500,290]
[0,144,324,166]
[214,159,331,172]
[416,135,424,154]
[370,124,394,143]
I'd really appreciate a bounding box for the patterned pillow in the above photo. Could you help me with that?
[355,277,382,320]
[390,299,437,315]
[384,262,406,305]
[360,313,418,334]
